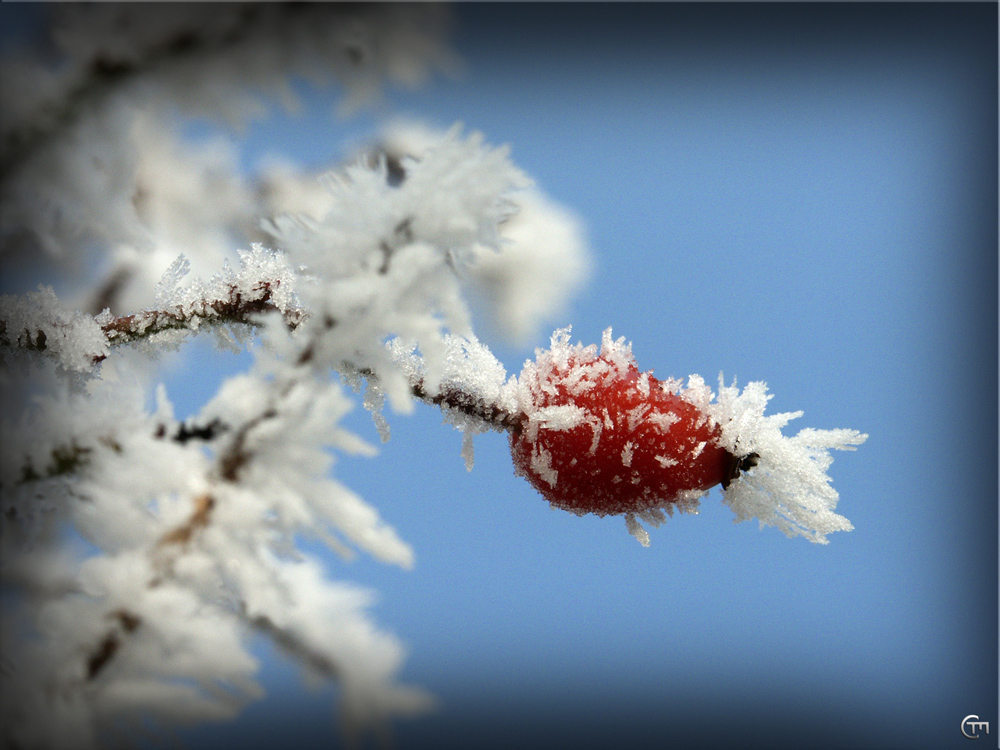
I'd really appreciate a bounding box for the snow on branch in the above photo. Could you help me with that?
[0,285,109,372]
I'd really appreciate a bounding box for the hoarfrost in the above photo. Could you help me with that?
[621,442,635,467]
[711,375,867,543]
[153,254,192,308]
[389,332,518,469]
[368,121,591,345]
[0,286,109,372]
[587,417,603,455]
[626,404,651,433]
[603,409,614,430]
[625,513,650,546]
[532,405,587,432]
[2,3,582,746]
[627,499,688,545]
[647,411,680,432]
[0,1,870,743]
[530,445,558,488]
[636,372,650,397]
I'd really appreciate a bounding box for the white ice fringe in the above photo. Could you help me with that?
[710,375,867,544]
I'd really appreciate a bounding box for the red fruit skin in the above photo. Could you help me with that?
[510,353,730,517]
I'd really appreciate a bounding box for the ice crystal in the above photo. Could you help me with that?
[711,376,866,543]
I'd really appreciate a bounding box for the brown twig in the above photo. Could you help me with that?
[98,280,303,359]
[243,610,341,679]
[217,409,278,482]
[410,379,520,432]
[157,494,215,547]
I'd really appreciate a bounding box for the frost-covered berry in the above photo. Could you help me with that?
[510,328,866,546]
[511,329,737,519]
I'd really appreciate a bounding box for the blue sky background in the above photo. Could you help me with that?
[4,4,997,750]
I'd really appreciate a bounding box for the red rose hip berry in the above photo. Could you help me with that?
[510,330,733,517]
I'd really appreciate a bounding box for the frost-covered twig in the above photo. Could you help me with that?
[10,441,93,487]
[355,362,521,434]
[0,283,299,370]
[0,98,598,747]
[0,247,301,372]
[5,366,519,496]
[77,491,350,697]
[4,8,570,747]
[243,610,341,680]
[101,281,302,352]
[6,420,228,491]
[413,379,521,431]
[84,609,143,681]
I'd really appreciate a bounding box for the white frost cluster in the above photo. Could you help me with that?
[266,125,534,422]
[1,363,434,748]
[368,121,592,344]
[708,376,867,544]
[4,123,536,741]
[0,246,300,375]
[146,244,299,335]
[467,188,592,344]
[0,3,597,739]
[569,329,867,545]
[513,327,639,461]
